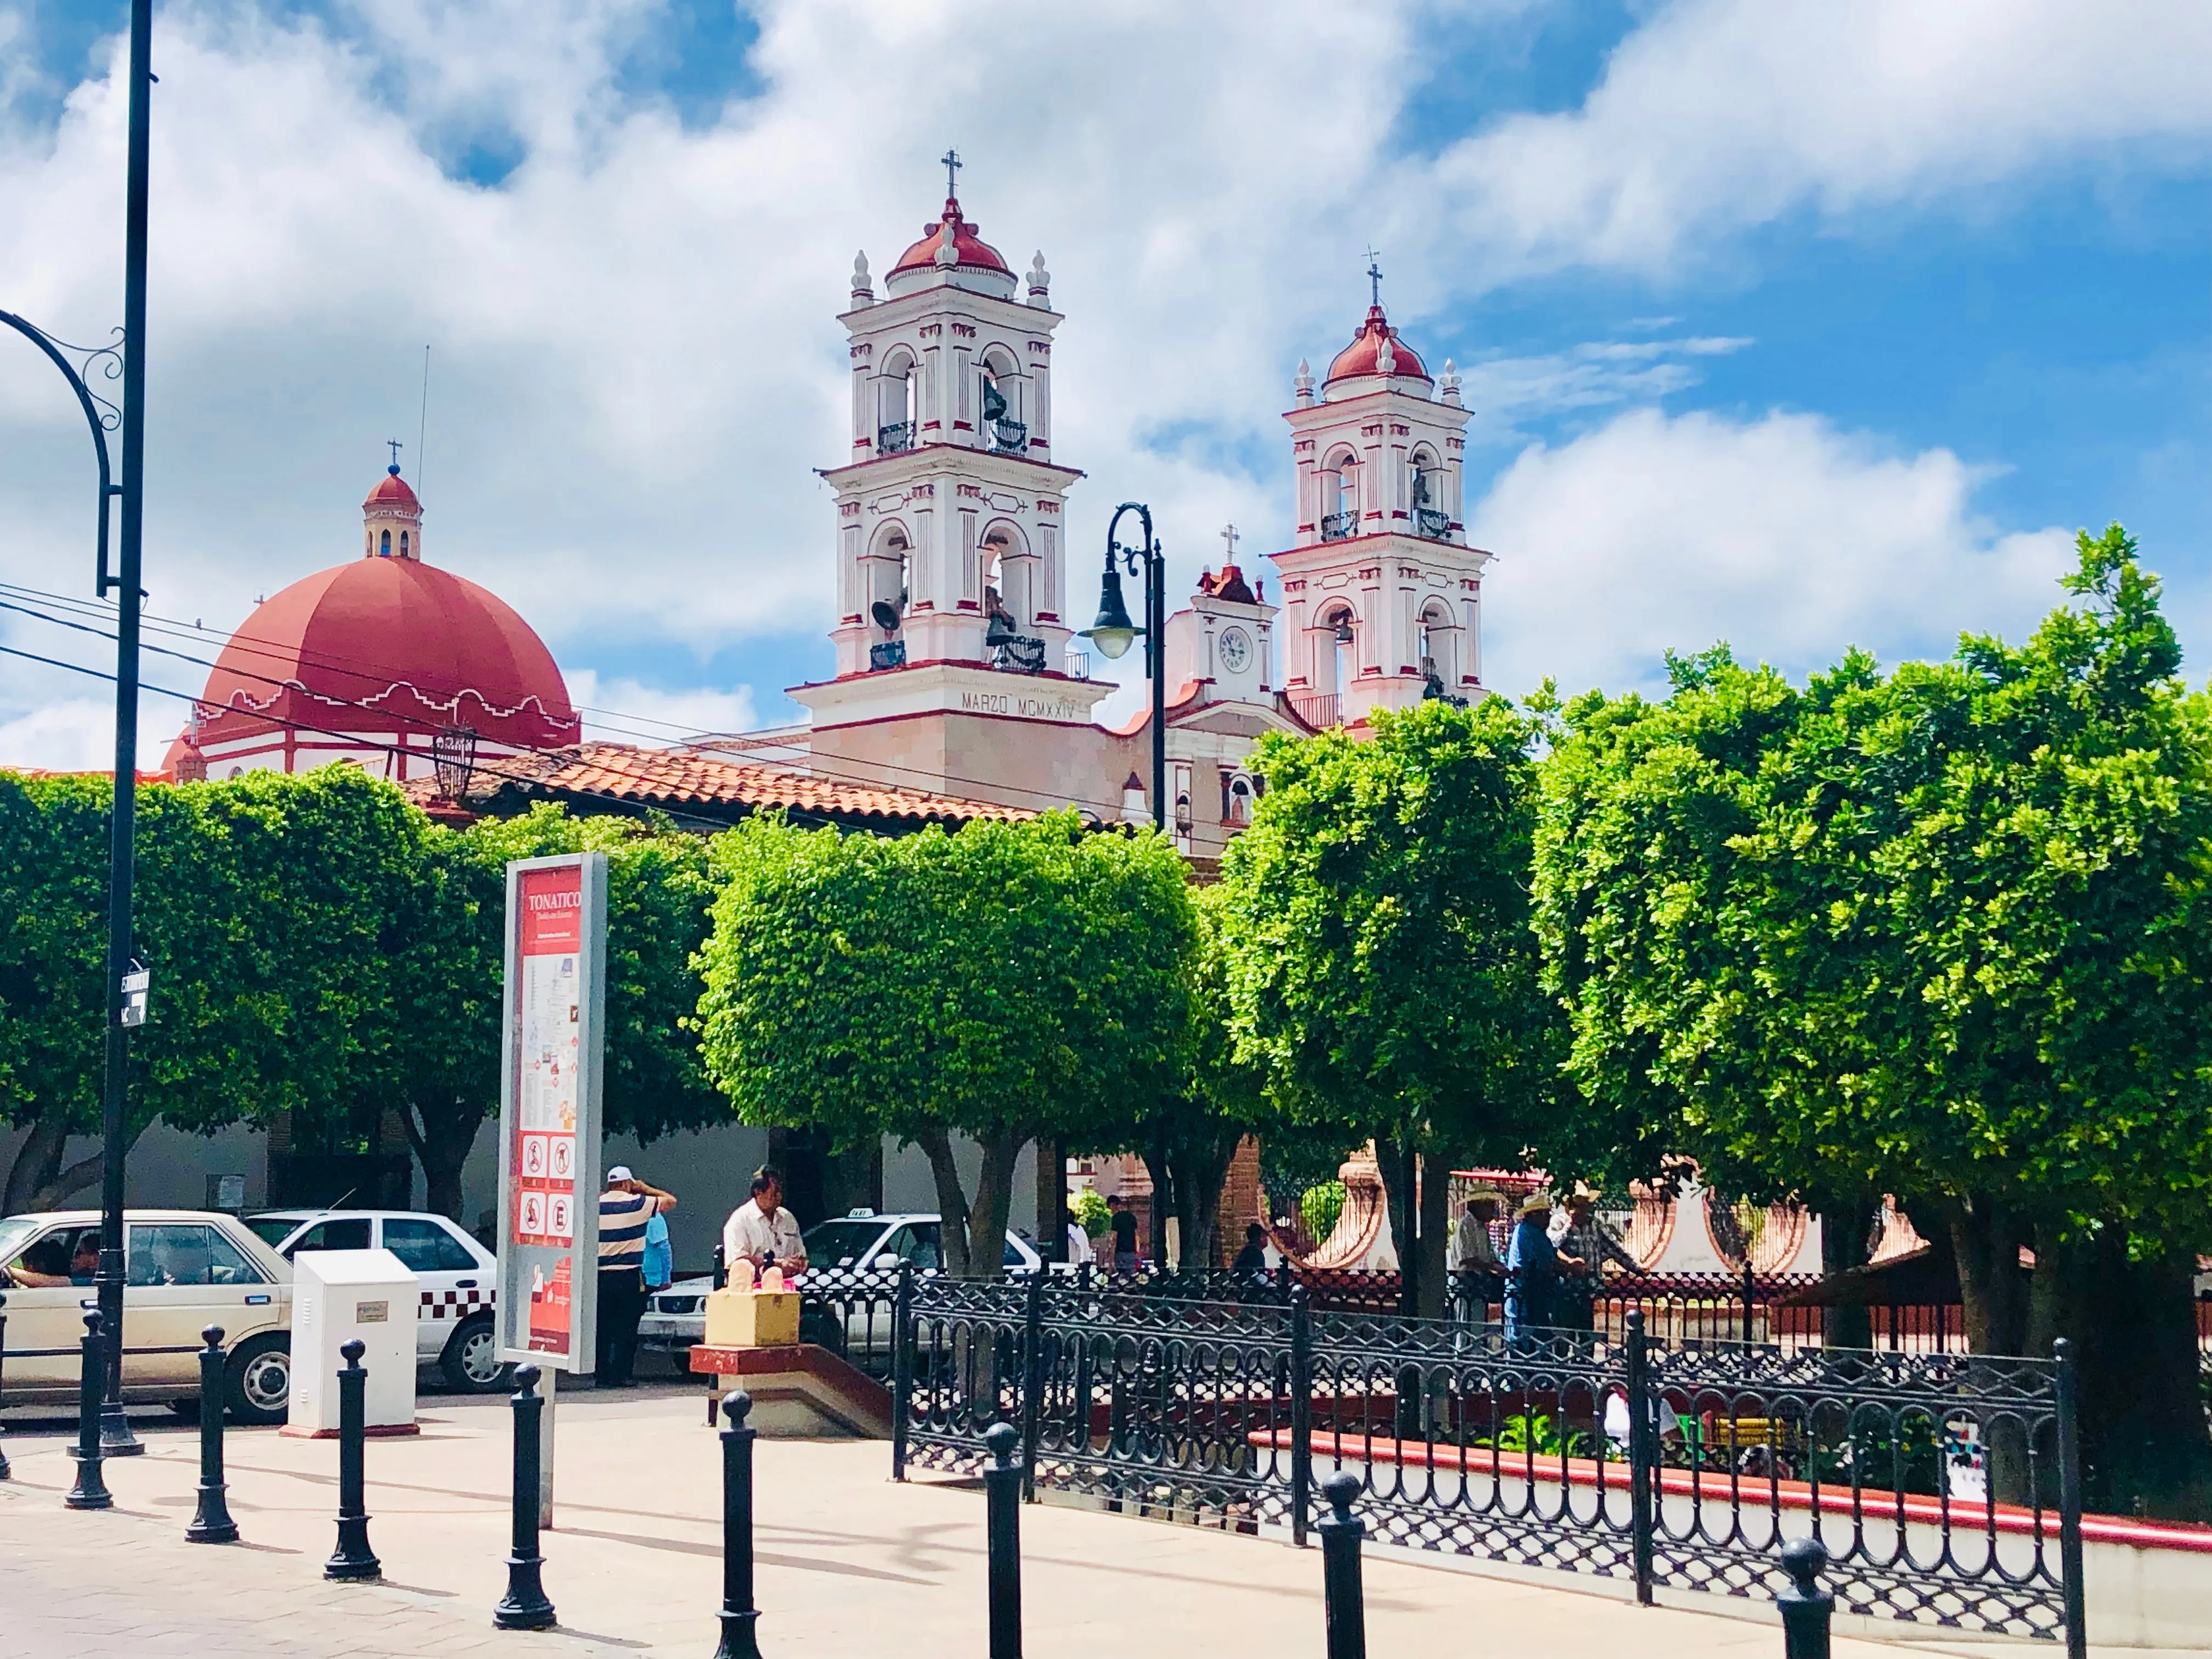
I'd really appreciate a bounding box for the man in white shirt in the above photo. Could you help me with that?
[1065,1216,1093,1267]
[722,1166,807,1278]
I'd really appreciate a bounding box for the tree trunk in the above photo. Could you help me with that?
[1034,1135,1063,1266]
[403,1099,486,1223]
[1820,1194,1877,1351]
[6,1109,153,1212]
[3,1109,71,1214]
[2030,1228,2212,1522]
[1378,1135,1416,1316]
[1415,1152,1451,1321]
[966,1130,1025,1279]
[915,1127,975,1277]
[1937,1193,2034,1503]
[1169,1131,1239,1271]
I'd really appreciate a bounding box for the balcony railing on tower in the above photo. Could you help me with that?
[1415,507,1452,541]
[1321,512,1357,542]
[986,417,1028,454]
[1289,691,1342,728]
[877,421,914,455]
[869,639,907,672]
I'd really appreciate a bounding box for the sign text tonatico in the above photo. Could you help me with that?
[496,853,607,1375]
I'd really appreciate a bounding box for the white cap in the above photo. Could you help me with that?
[606,1165,634,1184]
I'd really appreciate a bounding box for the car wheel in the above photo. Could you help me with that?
[225,1333,291,1425]
[441,1316,513,1394]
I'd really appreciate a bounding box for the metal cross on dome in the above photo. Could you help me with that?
[1365,247,1383,308]
[386,437,404,470]
[941,149,962,198]
[1221,523,1239,562]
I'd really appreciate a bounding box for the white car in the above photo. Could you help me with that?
[0,1208,294,1424]
[246,1209,510,1393]
[638,1211,1046,1373]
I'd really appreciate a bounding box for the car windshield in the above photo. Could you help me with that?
[243,1216,302,1248]
[802,1219,888,1268]
[0,1217,44,1263]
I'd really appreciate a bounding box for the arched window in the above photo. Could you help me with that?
[379,529,391,556]
[1320,605,1356,698]
[1322,452,1358,540]
[879,355,915,453]
[1411,448,1447,540]
[980,351,1025,453]
[1418,601,1454,686]
[1224,774,1254,826]
[398,531,409,558]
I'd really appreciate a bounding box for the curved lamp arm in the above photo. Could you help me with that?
[0,309,121,594]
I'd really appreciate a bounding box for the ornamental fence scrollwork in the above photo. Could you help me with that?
[891,1271,2083,1649]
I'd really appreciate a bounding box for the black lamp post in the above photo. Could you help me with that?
[1081,503,1166,835]
[0,0,155,1455]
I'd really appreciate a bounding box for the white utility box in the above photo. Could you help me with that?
[285,1248,421,1437]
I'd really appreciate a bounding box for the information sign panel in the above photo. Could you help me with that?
[495,852,606,1370]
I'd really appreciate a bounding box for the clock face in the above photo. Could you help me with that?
[1218,627,1252,675]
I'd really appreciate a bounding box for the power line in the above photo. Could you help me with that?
[0,580,1153,820]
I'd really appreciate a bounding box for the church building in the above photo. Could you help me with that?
[694,174,1493,867]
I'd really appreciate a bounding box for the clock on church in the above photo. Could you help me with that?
[1218,627,1252,674]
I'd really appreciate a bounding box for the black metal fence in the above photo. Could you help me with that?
[891,1273,2084,1650]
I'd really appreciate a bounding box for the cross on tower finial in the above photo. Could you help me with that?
[1364,246,1383,309]
[941,148,963,199]
[1221,523,1240,562]
[386,438,404,472]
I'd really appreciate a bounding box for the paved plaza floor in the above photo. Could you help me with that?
[0,1386,2163,1658]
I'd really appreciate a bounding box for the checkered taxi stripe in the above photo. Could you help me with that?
[420,1288,493,1322]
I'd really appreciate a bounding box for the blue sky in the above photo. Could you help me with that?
[0,0,2205,761]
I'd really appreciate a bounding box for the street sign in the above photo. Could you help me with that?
[495,853,607,1373]
[119,961,149,1028]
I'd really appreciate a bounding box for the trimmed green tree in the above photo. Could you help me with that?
[695,810,1193,1277]
[1215,698,1568,1314]
[1533,527,2212,1517]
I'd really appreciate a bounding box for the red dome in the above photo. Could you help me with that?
[363,467,421,512]
[1324,305,1430,386]
[890,197,1012,277]
[185,557,578,757]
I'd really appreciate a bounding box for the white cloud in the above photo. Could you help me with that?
[0,0,2197,767]
[0,694,119,770]
[1471,407,2075,700]
[1426,0,2212,279]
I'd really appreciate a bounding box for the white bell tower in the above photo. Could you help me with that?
[790,158,1113,810]
[1269,262,1488,727]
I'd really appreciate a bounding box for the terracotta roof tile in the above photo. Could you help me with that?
[412,742,1031,829]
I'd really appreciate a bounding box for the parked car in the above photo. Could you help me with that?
[0,1208,294,1423]
[637,1211,1045,1374]
[246,1209,510,1393]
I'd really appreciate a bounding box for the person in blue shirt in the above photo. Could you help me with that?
[1504,1196,1573,1343]
[642,1209,674,1294]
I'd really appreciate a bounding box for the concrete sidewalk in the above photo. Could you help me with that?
[0,1390,2115,1658]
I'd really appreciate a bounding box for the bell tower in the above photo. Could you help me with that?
[362,450,424,562]
[1269,263,1487,727]
[790,161,1113,811]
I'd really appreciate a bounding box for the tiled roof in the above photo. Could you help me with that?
[411,742,1031,830]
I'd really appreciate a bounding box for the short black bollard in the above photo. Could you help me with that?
[64,1308,111,1510]
[325,1338,381,1581]
[494,1363,556,1629]
[186,1324,238,1543]
[983,1419,1023,1659]
[713,1389,762,1659]
[1318,1472,1367,1659]
[1778,1536,1834,1659]
[0,1290,12,1481]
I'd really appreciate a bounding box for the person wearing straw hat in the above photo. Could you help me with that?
[1504,1194,1571,1342]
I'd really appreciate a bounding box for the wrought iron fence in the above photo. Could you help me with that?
[794,1266,902,1380]
[891,1272,2084,1650]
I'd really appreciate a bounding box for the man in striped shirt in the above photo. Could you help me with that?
[597,1165,678,1386]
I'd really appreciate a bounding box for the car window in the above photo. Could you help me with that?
[285,1217,373,1257]
[242,1216,300,1248]
[5,1224,92,1283]
[383,1218,478,1273]
[204,1228,267,1285]
[127,1224,216,1286]
[0,1217,44,1263]
[801,1219,889,1268]
[881,1223,941,1272]
[1003,1235,1029,1268]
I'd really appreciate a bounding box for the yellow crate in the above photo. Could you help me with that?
[705,1287,800,1348]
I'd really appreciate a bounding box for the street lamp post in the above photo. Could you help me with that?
[1081,503,1167,836]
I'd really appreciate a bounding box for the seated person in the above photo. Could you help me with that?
[5,1231,99,1288]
